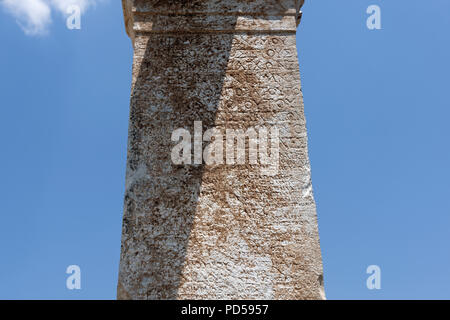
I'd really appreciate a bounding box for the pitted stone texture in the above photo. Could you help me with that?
[118,0,324,300]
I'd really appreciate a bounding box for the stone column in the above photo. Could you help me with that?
[118,0,324,300]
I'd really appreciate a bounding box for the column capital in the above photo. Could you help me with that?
[123,0,305,44]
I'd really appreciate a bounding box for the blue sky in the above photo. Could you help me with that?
[0,0,449,299]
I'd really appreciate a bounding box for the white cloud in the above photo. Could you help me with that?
[1,0,101,36]
[1,0,51,35]
[50,0,93,14]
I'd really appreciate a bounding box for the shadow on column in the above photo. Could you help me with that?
[117,18,238,299]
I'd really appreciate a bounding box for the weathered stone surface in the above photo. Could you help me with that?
[118,0,324,300]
